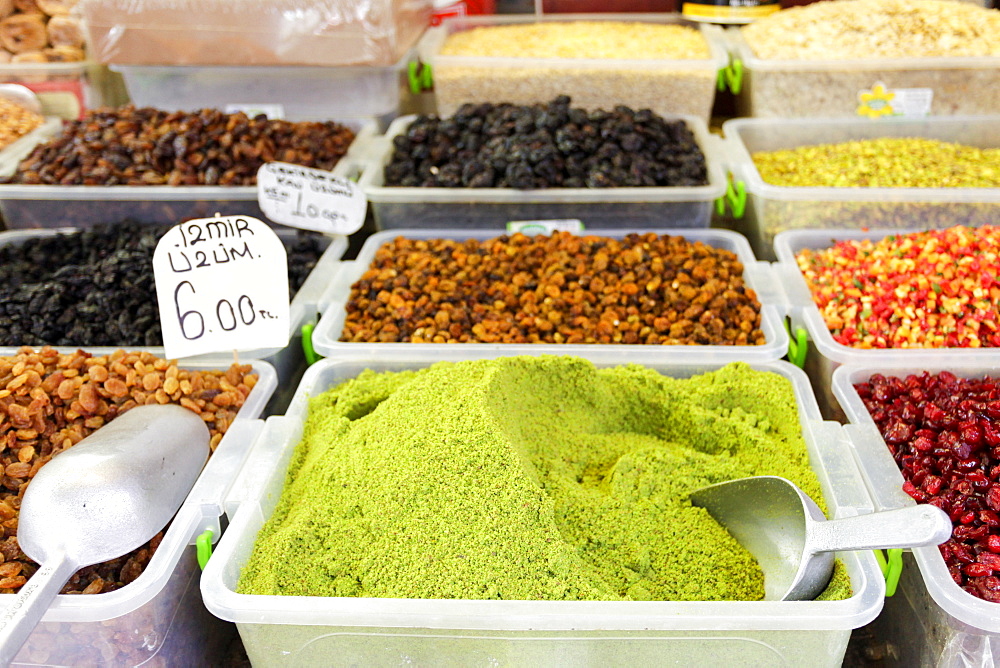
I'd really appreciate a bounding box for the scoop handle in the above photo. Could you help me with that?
[0,556,78,665]
[809,504,953,554]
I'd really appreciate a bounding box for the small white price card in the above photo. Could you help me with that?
[256,161,367,234]
[153,215,290,359]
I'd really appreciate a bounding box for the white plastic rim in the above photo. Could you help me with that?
[832,362,1000,633]
[202,355,884,632]
[311,227,789,362]
[0,358,276,623]
[773,227,1000,366]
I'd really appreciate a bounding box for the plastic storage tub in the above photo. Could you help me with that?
[310,227,788,362]
[203,353,882,667]
[0,118,376,229]
[420,14,728,123]
[722,116,1000,261]
[832,362,1000,666]
[112,51,411,122]
[772,228,1000,420]
[0,227,347,412]
[726,28,1000,119]
[0,355,276,667]
[357,115,727,230]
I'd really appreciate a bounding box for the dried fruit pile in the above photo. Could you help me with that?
[0,222,327,347]
[795,226,1000,348]
[0,347,258,597]
[2,105,356,186]
[0,0,85,64]
[0,97,43,151]
[857,371,1000,602]
[342,232,764,346]
[383,96,707,189]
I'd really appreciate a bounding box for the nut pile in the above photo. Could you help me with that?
[857,371,1000,602]
[1,0,85,65]
[441,20,709,60]
[2,105,356,185]
[0,222,327,347]
[384,96,707,189]
[0,96,43,150]
[0,346,258,597]
[795,226,1000,349]
[341,232,764,346]
[753,138,1000,188]
[742,0,1000,60]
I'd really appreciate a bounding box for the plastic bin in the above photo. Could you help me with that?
[0,227,347,411]
[112,51,412,121]
[310,227,788,361]
[357,115,727,230]
[0,118,376,229]
[722,116,1000,261]
[726,28,1000,119]
[420,14,728,123]
[203,353,882,667]
[0,355,276,667]
[772,228,1000,420]
[832,362,1000,666]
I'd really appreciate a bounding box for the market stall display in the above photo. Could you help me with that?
[722,116,1000,259]
[729,0,1000,118]
[0,347,275,666]
[419,14,727,121]
[202,354,883,667]
[359,100,725,229]
[0,107,372,227]
[311,228,788,361]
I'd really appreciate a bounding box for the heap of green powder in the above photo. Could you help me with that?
[238,357,852,602]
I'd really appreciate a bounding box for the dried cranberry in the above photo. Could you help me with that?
[965,563,992,578]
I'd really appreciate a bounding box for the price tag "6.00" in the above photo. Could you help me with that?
[153,216,290,359]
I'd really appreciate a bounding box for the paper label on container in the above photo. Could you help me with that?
[506,219,584,235]
[153,216,289,359]
[256,162,367,234]
[857,82,932,118]
[224,103,285,119]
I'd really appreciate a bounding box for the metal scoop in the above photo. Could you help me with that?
[0,404,210,664]
[0,84,42,115]
[690,475,952,601]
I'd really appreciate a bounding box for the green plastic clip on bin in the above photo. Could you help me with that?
[874,548,903,596]
[408,61,434,95]
[785,319,808,369]
[302,322,321,366]
[197,529,214,570]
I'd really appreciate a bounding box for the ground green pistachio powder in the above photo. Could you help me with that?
[238,358,852,602]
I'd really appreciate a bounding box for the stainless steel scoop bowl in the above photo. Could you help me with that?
[690,475,953,601]
[0,404,210,664]
[0,84,42,115]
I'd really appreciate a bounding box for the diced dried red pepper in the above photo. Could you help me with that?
[796,226,1000,349]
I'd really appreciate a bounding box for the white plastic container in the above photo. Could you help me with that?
[0,61,97,120]
[727,28,1000,119]
[722,116,1000,260]
[203,353,882,667]
[421,14,728,122]
[0,227,347,409]
[112,51,411,121]
[0,356,276,667]
[310,228,788,362]
[772,228,1000,420]
[358,115,727,230]
[832,362,1000,666]
[0,118,376,229]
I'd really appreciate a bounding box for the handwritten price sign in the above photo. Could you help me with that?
[257,161,367,234]
[153,216,290,359]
